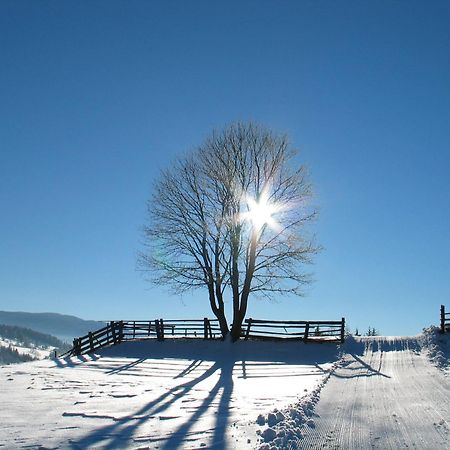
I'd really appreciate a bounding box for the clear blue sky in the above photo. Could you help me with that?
[1,1,449,335]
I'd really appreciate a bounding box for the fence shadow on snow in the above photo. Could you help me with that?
[66,339,340,449]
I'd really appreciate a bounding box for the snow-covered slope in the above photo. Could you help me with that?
[0,339,339,449]
[0,337,51,361]
[4,334,448,450]
[0,324,71,365]
[421,326,450,373]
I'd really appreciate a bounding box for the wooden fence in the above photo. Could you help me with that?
[241,318,345,343]
[61,318,221,357]
[440,305,450,333]
[60,316,345,357]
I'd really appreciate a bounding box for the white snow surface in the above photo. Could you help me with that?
[0,339,338,449]
[294,336,450,449]
[421,326,450,373]
[4,334,449,450]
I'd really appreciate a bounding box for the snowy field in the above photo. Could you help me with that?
[0,339,338,449]
[2,331,450,450]
[0,337,53,360]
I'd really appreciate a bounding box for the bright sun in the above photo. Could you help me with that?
[243,191,279,231]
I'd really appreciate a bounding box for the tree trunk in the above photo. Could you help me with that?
[215,308,229,338]
[230,310,245,341]
[230,229,258,341]
[207,282,229,338]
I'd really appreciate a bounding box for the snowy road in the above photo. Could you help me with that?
[299,337,450,449]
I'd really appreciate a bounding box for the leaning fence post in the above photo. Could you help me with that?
[341,317,346,343]
[441,305,445,334]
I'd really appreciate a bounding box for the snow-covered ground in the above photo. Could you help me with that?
[0,339,338,449]
[421,326,450,374]
[0,337,54,360]
[2,333,450,449]
[295,335,450,449]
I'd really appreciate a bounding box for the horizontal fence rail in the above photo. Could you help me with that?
[241,318,345,343]
[121,319,222,340]
[60,316,345,357]
[441,305,450,333]
[60,318,222,357]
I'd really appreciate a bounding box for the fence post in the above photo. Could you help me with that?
[204,318,209,339]
[111,321,118,344]
[341,317,346,343]
[73,338,81,356]
[441,305,445,334]
[88,332,94,352]
[155,319,160,340]
[159,319,164,340]
[245,319,252,340]
[304,322,310,342]
[118,321,124,343]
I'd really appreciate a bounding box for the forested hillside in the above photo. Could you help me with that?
[0,324,71,365]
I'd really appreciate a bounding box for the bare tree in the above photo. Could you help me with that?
[138,122,319,340]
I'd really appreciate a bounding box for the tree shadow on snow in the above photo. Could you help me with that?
[332,353,391,379]
[333,336,424,379]
[68,339,339,449]
[69,358,233,449]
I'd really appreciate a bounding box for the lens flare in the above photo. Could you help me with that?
[242,191,280,231]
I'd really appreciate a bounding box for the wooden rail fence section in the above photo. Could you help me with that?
[242,318,345,343]
[440,305,450,333]
[61,317,345,357]
[61,318,221,357]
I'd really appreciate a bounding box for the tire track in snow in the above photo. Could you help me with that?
[299,337,450,449]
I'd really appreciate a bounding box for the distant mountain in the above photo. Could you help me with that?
[0,311,106,342]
